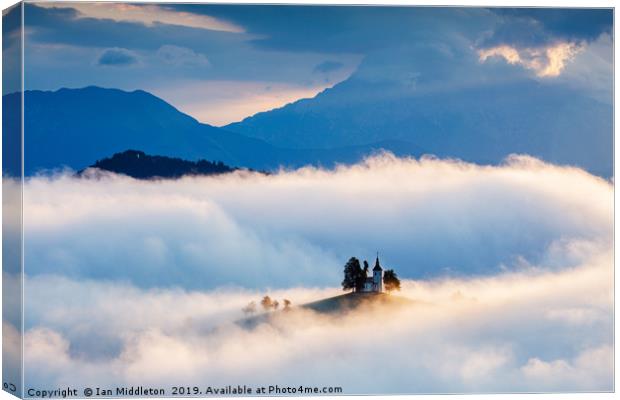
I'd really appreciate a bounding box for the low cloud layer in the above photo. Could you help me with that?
[19,154,612,289]
[17,253,613,393]
[7,154,612,393]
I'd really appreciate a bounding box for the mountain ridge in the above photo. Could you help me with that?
[8,86,426,176]
[12,81,612,178]
[224,76,613,177]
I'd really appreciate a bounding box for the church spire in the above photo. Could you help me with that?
[373,252,383,271]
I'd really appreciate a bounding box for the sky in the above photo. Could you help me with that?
[2,153,613,392]
[7,4,612,125]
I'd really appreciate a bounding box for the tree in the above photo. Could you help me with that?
[342,257,363,292]
[383,269,401,292]
[355,269,367,292]
[260,295,274,311]
[273,300,280,310]
[242,301,257,316]
[283,299,292,310]
[359,260,370,291]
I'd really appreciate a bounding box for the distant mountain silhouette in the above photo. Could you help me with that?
[7,86,425,176]
[9,86,271,175]
[225,76,613,177]
[84,150,238,179]
[12,81,609,177]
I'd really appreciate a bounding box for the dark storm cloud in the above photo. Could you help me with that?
[165,5,495,53]
[486,8,613,47]
[25,4,491,57]
[19,4,613,123]
[97,48,138,66]
[164,5,612,54]
[23,4,613,66]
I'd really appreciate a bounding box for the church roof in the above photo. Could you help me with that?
[373,256,383,271]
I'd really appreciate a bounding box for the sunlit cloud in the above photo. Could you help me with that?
[37,3,244,33]
[478,45,522,65]
[478,41,583,77]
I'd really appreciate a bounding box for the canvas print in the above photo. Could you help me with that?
[1,3,614,397]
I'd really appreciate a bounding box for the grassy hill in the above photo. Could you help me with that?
[301,292,413,313]
[237,292,414,329]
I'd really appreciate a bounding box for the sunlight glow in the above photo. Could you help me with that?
[38,3,244,33]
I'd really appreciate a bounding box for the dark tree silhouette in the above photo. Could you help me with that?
[355,269,367,292]
[363,260,369,277]
[260,295,274,311]
[283,299,292,309]
[89,150,236,179]
[342,257,363,292]
[242,301,257,316]
[383,269,401,292]
[273,300,280,310]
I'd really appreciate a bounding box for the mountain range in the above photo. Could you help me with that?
[226,76,613,177]
[6,87,422,176]
[4,76,612,177]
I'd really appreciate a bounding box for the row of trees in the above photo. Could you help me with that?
[242,296,292,316]
[341,257,401,292]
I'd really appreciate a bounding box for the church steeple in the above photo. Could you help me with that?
[372,252,384,292]
[373,252,383,271]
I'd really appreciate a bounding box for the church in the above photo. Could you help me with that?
[361,256,384,293]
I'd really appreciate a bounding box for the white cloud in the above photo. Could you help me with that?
[20,255,612,392]
[521,345,613,391]
[478,41,583,78]
[37,3,244,33]
[11,154,613,393]
[18,154,612,290]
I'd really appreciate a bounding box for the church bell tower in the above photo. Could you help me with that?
[373,253,384,292]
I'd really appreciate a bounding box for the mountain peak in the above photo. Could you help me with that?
[224,75,612,177]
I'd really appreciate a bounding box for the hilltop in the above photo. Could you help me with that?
[82,150,239,180]
[238,292,414,329]
[301,291,413,313]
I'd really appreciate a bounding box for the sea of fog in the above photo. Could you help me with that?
[3,153,613,392]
